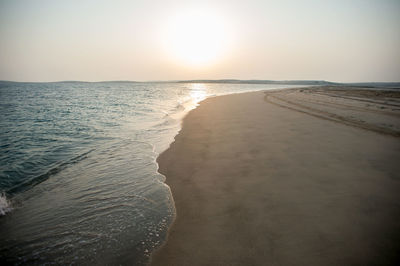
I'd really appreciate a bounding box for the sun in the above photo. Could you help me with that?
[162,7,233,67]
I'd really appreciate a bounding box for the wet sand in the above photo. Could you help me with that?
[151,87,400,266]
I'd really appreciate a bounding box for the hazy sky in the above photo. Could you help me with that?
[0,0,399,82]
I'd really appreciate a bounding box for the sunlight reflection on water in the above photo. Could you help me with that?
[189,83,207,104]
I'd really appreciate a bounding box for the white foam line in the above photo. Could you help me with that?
[0,192,12,216]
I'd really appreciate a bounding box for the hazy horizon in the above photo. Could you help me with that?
[1,79,400,84]
[1,0,399,83]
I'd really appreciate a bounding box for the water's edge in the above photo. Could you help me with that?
[148,90,271,263]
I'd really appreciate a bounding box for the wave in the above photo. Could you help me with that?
[6,149,94,195]
[160,102,187,118]
[172,102,186,113]
[0,192,12,216]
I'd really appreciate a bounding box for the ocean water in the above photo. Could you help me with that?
[0,81,301,265]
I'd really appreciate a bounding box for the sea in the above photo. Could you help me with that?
[0,81,301,265]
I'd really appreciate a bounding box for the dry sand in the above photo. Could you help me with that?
[151,87,400,266]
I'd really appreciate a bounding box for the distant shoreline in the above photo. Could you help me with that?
[1,80,399,88]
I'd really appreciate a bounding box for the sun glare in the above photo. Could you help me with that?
[189,83,207,103]
[162,7,233,67]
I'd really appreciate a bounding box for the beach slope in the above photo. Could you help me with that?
[151,88,400,266]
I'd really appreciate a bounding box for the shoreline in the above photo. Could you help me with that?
[151,87,400,265]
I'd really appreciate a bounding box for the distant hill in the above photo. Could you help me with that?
[177,79,338,85]
[176,80,399,88]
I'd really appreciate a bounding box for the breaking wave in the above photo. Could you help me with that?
[0,192,12,216]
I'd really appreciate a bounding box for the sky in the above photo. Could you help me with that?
[0,0,399,82]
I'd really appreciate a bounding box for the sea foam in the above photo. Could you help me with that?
[0,193,12,216]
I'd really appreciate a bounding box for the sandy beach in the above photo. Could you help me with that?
[151,87,400,266]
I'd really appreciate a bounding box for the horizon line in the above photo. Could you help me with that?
[1,79,400,85]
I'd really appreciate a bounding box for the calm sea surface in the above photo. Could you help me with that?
[0,81,301,264]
